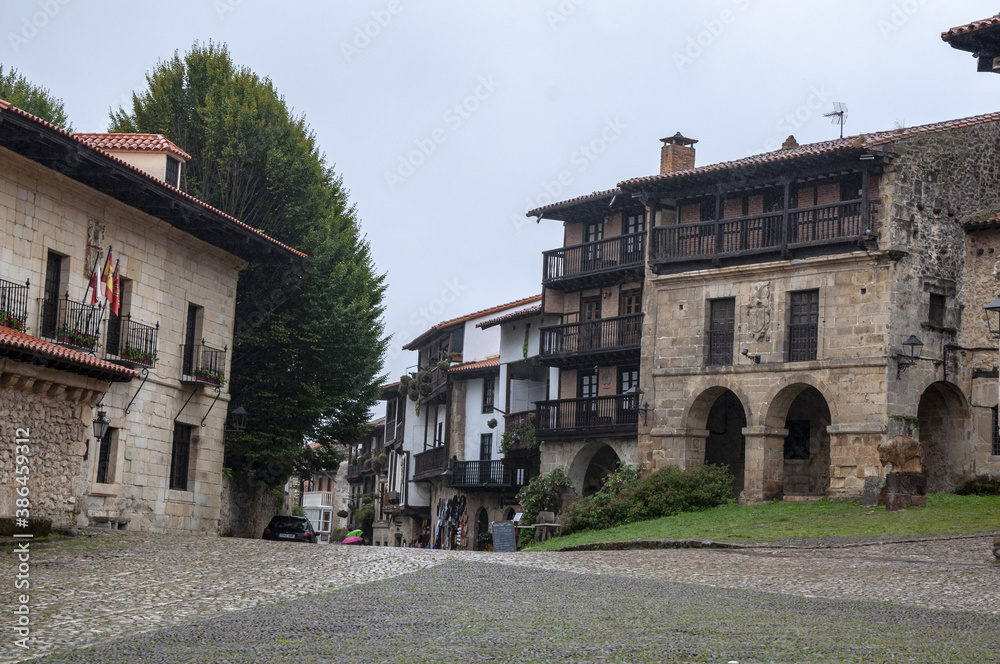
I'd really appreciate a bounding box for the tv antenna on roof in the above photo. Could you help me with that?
[824,102,848,139]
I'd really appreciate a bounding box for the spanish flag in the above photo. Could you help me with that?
[102,247,114,302]
[110,260,121,316]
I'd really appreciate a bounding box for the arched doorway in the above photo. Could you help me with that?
[582,445,621,496]
[918,381,972,493]
[779,386,832,497]
[703,389,747,498]
[475,507,490,550]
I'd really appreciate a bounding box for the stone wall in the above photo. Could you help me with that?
[217,473,284,539]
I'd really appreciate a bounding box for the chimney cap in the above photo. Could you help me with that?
[781,135,799,150]
[660,132,698,147]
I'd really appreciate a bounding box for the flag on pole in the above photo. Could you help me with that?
[102,247,114,302]
[85,251,101,306]
[111,260,121,316]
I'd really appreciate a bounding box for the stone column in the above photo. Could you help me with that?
[826,424,885,500]
[741,425,786,504]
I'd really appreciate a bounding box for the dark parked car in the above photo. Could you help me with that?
[262,516,317,543]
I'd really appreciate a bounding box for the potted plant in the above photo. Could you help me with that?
[376,452,389,468]
[336,509,349,519]
[0,310,25,332]
[121,346,158,366]
[193,367,226,385]
[55,325,98,350]
[487,418,498,429]
[437,360,451,371]
[500,419,540,455]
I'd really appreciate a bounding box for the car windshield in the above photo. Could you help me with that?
[270,517,307,532]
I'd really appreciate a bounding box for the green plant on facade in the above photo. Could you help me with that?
[121,346,158,365]
[500,420,539,455]
[515,467,575,534]
[399,367,433,415]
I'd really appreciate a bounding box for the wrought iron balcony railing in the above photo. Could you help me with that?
[106,315,159,368]
[449,460,525,491]
[181,340,227,385]
[650,199,879,269]
[543,232,646,289]
[539,313,643,365]
[37,294,102,352]
[535,394,639,439]
[0,278,28,333]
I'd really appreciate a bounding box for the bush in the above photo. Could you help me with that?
[956,475,1000,496]
[562,463,734,535]
[515,468,575,528]
[292,505,306,517]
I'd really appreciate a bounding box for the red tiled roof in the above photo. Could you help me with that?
[942,15,1000,42]
[617,111,1000,190]
[0,326,138,381]
[0,100,306,262]
[402,294,542,350]
[74,133,192,161]
[964,209,1000,230]
[447,357,499,374]
[477,305,542,329]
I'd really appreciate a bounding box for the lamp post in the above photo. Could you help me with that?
[228,406,249,434]
[92,406,110,440]
[984,296,1000,339]
[895,335,924,380]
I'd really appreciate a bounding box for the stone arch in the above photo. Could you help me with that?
[687,386,748,497]
[567,441,624,497]
[918,381,973,493]
[683,381,753,432]
[475,507,490,550]
[760,375,836,430]
[776,385,832,497]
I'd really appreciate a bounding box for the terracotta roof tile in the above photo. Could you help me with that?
[447,357,500,374]
[74,133,192,161]
[477,305,542,329]
[402,294,542,350]
[942,15,1000,42]
[0,327,138,380]
[0,100,305,261]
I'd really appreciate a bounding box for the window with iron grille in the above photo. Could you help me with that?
[96,427,114,484]
[482,376,495,414]
[788,290,819,362]
[928,293,945,327]
[993,406,1000,456]
[170,424,192,491]
[708,298,735,366]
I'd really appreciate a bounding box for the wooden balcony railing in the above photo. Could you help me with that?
[37,294,102,352]
[414,445,448,478]
[302,491,334,507]
[539,313,643,363]
[543,232,646,288]
[0,278,28,333]
[449,460,525,491]
[535,394,639,439]
[650,200,879,268]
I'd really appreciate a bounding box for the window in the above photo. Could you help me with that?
[620,290,642,346]
[623,211,645,235]
[708,298,735,366]
[993,406,1000,456]
[182,303,202,376]
[699,198,716,222]
[170,424,193,491]
[96,427,115,484]
[784,420,810,459]
[480,433,493,461]
[165,156,180,188]
[788,290,819,362]
[578,368,598,399]
[41,251,64,337]
[482,376,495,414]
[583,221,604,269]
[581,297,602,350]
[928,293,945,327]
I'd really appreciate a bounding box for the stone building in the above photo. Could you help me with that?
[529,113,1000,502]
[0,101,304,533]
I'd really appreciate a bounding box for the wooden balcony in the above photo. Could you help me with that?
[413,445,449,480]
[535,394,639,439]
[449,460,525,492]
[539,313,642,367]
[649,199,879,273]
[542,232,646,291]
[302,491,334,507]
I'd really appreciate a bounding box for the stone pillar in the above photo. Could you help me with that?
[827,425,885,500]
[741,426,786,504]
[644,427,707,472]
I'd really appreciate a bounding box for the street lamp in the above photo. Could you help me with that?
[984,296,1000,339]
[895,335,924,380]
[228,406,249,433]
[92,406,110,440]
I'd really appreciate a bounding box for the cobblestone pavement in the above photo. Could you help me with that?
[2,530,998,662]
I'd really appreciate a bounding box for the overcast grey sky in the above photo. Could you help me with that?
[4,0,999,394]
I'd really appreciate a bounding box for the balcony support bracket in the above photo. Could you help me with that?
[200,385,223,428]
[123,367,149,415]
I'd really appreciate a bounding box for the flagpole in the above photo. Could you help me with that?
[83,250,102,306]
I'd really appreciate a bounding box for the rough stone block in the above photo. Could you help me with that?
[886,472,926,495]
[862,476,886,507]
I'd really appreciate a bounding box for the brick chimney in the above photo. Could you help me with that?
[660,132,697,174]
[781,135,799,150]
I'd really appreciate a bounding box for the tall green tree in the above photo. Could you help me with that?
[0,65,72,130]
[111,42,387,484]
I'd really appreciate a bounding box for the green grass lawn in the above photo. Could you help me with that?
[525,494,1000,551]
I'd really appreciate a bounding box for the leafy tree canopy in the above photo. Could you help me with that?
[111,42,387,485]
[0,65,72,130]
